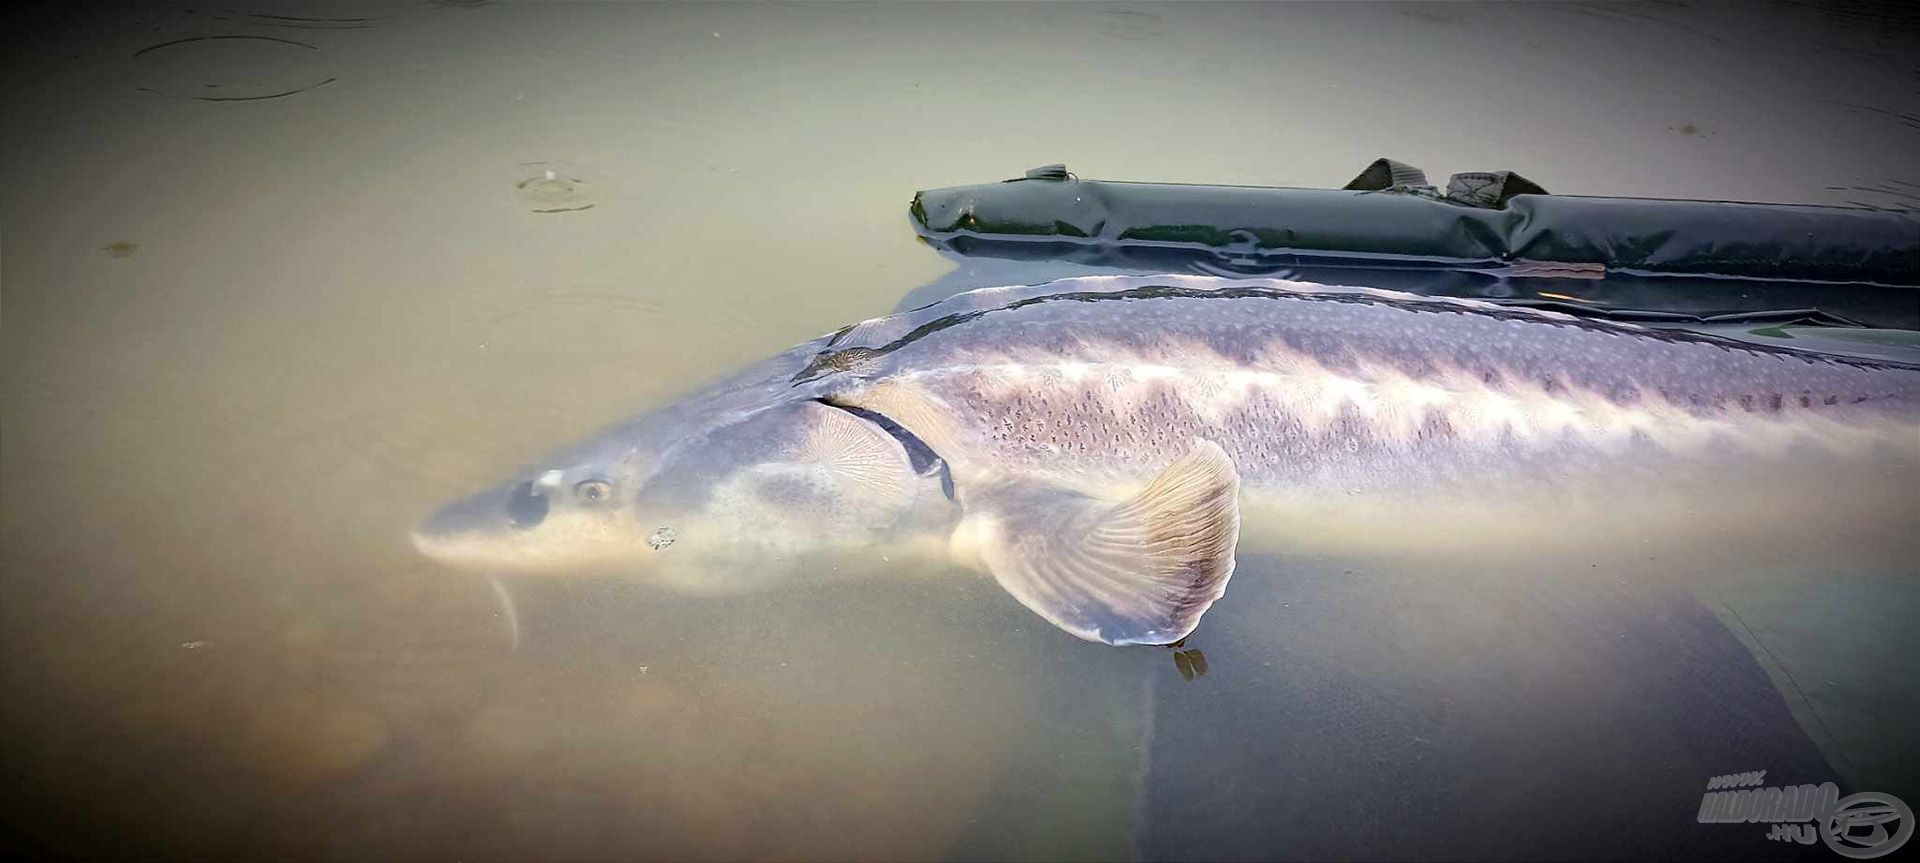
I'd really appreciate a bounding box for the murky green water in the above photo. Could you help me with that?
[4,2,1917,859]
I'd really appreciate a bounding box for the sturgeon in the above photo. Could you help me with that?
[412,276,1920,645]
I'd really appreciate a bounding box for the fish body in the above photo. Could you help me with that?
[413,276,1920,645]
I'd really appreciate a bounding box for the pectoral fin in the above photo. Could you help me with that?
[962,440,1242,646]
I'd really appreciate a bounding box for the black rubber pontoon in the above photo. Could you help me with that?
[910,160,1920,331]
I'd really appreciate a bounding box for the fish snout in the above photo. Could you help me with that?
[411,471,647,577]
[411,480,547,562]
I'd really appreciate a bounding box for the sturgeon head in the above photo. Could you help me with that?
[411,342,960,594]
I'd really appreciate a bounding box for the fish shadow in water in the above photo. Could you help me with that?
[1134,553,1837,861]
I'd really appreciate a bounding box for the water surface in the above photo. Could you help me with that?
[3,1,1917,859]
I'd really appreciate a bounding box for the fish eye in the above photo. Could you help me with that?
[574,479,614,504]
